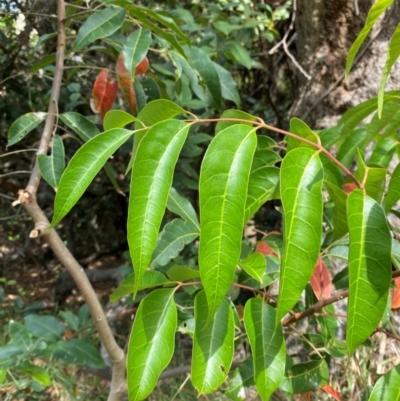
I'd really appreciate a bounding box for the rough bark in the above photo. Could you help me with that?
[290,0,400,128]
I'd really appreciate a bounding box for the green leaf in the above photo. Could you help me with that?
[167,187,199,231]
[346,190,392,355]
[279,359,329,393]
[151,219,199,268]
[123,28,152,79]
[0,370,6,385]
[287,118,319,152]
[214,63,240,107]
[357,150,386,203]
[215,109,257,134]
[54,339,106,368]
[110,271,168,303]
[229,42,252,69]
[385,163,400,213]
[127,289,177,401]
[345,0,395,77]
[29,54,56,73]
[59,112,100,142]
[378,24,400,116]
[369,137,398,168]
[24,315,65,342]
[51,129,133,227]
[58,311,79,331]
[325,181,349,240]
[239,253,267,285]
[166,265,200,282]
[191,291,234,394]
[337,128,367,168]
[320,153,344,188]
[128,120,190,295]
[243,298,285,400]
[9,321,33,351]
[7,112,46,147]
[199,124,257,318]
[74,6,126,51]
[38,135,65,189]
[225,358,254,401]
[186,47,222,109]
[277,148,323,323]
[103,110,138,131]
[317,303,338,343]
[18,363,51,386]
[368,364,400,401]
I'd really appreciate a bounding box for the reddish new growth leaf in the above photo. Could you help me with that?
[342,183,358,194]
[391,277,400,310]
[255,241,278,257]
[321,384,341,401]
[135,56,149,75]
[310,257,332,300]
[91,69,118,119]
[116,53,137,115]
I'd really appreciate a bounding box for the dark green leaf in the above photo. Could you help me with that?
[59,112,100,142]
[214,63,240,107]
[127,289,177,401]
[166,265,200,282]
[385,163,400,213]
[38,135,65,189]
[229,42,252,69]
[325,181,349,240]
[7,112,46,147]
[225,358,255,401]
[9,321,33,351]
[24,315,65,342]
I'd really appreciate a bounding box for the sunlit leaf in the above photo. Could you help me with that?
[244,298,285,400]
[191,291,234,394]
[346,189,392,354]
[277,148,323,323]
[51,129,133,227]
[127,289,177,401]
[199,124,257,318]
[287,118,319,151]
[167,187,199,231]
[368,364,400,401]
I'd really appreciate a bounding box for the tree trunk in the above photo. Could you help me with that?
[290,0,400,128]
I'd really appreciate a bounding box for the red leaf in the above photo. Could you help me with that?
[391,277,400,309]
[116,53,137,115]
[310,257,332,300]
[342,183,357,194]
[91,69,118,120]
[135,56,149,75]
[255,241,278,257]
[321,384,341,401]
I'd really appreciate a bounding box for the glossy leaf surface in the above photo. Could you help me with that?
[287,117,319,151]
[368,364,400,401]
[128,120,190,295]
[199,124,257,318]
[346,190,392,354]
[277,148,323,323]
[191,291,234,394]
[74,6,126,50]
[167,187,199,231]
[91,69,118,119]
[103,109,137,131]
[51,129,133,227]
[127,289,177,401]
[8,112,46,146]
[244,298,285,400]
[59,112,100,142]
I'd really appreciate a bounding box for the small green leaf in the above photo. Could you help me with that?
[191,291,234,394]
[277,148,323,323]
[368,364,400,401]
[128,120,190,295]
[9,321,33,351]
[239,253,267,285]
[123,28,152,79]
[347,190,392,355]
[215,109,256,134]
[7,112,46,147]
[51,129,133,227]
[337,128,367,168]
[214,63,240,107]
[385,163,400,213]
[110,271,168,303]
[325,181,349,240]
[166,265,200,282]
[345,0,395,77]
[199,124,257,319]
[244,298,285,400]
[0,370,6,385]
[279,359,329,393]
[18,363,51,386]
[167,187,199,231]
[127,289,177,401]
[24,315,65,342]
[225,358,254,401]
[54,339,106,368]
[150,219,199,268]
[59,112,100,142]
[369,137,398,168]
[74,6,126,50]
[103,110,138,131]
[229,42,252,69]
[287,118,319,151]
[38,135,65,189]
